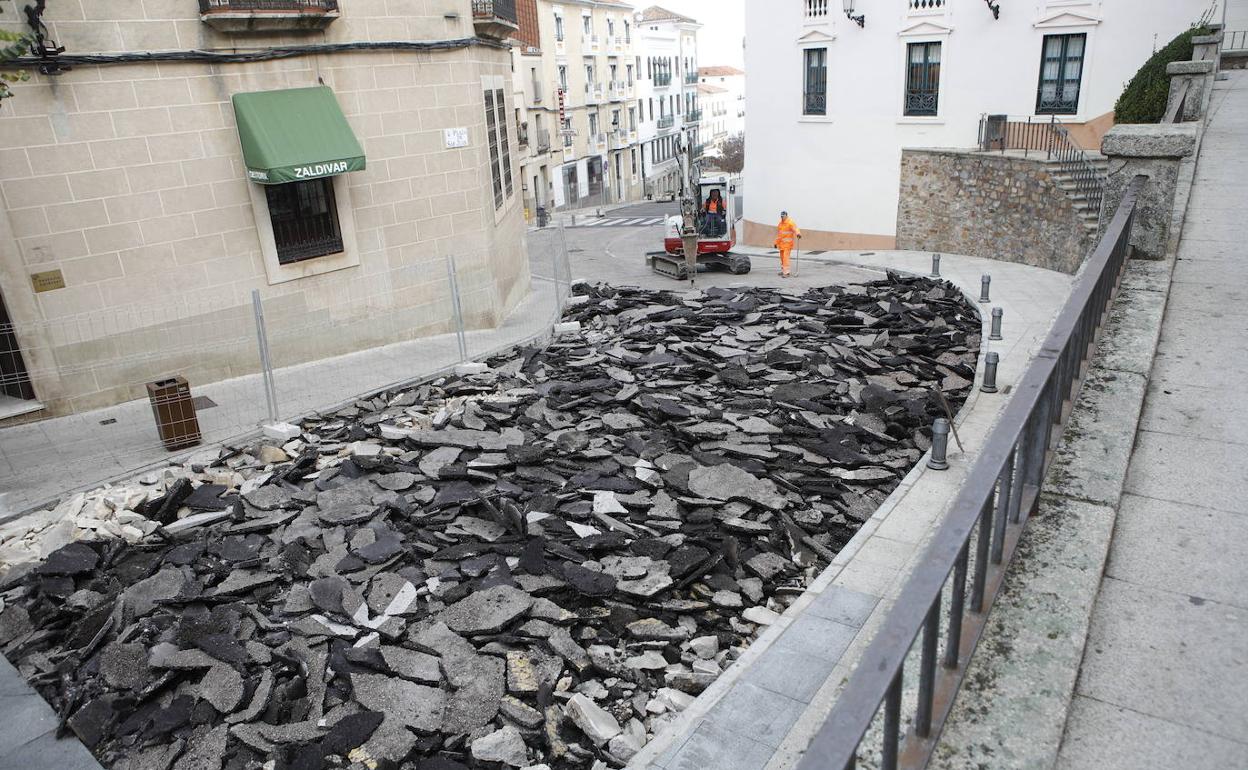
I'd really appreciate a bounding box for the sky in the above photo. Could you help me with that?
[649,0,746,69]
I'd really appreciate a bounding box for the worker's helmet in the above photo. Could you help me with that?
[781,211,789,217]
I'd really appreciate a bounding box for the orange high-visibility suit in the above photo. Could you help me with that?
[774,216,801,276]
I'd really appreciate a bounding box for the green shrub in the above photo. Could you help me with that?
[1114,27,1206,124]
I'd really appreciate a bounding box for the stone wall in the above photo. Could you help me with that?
[895,149,1093,274]
[0,0,530,417]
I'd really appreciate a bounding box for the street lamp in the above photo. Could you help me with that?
[843,0,865,28]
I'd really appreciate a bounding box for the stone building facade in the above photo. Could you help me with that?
[511,0,644,215]
[0,0,529,420]
[895,149,1093,274]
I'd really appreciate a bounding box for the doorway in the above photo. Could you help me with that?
[0,287,37,416]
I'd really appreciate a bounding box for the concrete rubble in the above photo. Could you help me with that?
[0,278,979,768]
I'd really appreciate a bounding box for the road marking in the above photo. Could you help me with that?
[565,215,669,228]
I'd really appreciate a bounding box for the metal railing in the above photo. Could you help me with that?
[687,108,703,122]
[805,0,830,18]
[1223,29,1246,52]
[908,0,945,10]
[685,71,699,84]
[657,114,675,129]
[199,0,337,10]
[794,175,1146,770]
[978,114,1105,221]
[471,0,517,24]
[654,73,672,87]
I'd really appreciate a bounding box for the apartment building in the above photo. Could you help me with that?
[744,0,1211,250]
[699,65,746,144]
[511,0,643,213]
[635,6,702,198]
[0,0,528,419]
[698,84,731,152]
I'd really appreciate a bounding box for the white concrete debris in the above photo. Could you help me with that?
[742,606,782,626]
[262,421,303,441]
[565,693,622,747]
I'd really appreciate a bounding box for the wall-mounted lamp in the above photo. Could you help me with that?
[843,0,865,28]
[984,0,1001,19]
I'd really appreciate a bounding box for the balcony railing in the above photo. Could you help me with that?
[471,0,518,40]
[198,0,339,30]
[200,0,337,9]
[804,0,829,18]
[908,0,946,10]
[685,71,699,84]
[977,113,1106,223]
[585,83,603,103]
[534,129,551,153]
[687,108,703,122]
[657,115,675,129]
[517,123,529,146]
[654,73,672,87]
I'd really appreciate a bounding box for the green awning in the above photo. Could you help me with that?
[232,86,365,185]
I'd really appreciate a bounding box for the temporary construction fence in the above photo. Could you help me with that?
[0,229,571,515]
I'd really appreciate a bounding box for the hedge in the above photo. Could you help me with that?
[1114,27,1206,124]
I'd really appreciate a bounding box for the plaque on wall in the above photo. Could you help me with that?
[31,269,65,293]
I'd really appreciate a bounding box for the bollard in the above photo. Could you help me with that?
[571,214,577,227]
[979,274,992,303]
[990,307,1004,340]
[928,418,951,470]
[981,352,1000,393]
[930,253,941,277]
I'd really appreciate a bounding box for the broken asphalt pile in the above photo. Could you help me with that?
[0,276,980,770]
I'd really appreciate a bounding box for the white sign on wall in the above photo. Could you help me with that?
[444,127,469,149]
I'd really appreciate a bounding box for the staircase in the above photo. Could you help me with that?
[1051,153,1109,233]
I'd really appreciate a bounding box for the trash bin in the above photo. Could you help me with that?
[146,376,202,451]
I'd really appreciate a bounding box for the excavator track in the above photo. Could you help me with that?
[646,251,752,280]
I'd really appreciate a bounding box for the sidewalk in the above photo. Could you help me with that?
[0,273,561,518]
[1055,70,1248,769]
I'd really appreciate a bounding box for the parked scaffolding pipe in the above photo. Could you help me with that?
[445,255,468,363]
[251,289,279,424]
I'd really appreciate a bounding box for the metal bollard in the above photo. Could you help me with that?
[990,307,1004,340]
[981,352,1000,393]
[930,253,941,277]
[979,274,992,303]
[928,418,951,470]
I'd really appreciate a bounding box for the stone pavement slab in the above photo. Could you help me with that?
[1122,430,1248,514]
[1074,578,1248,743]
[1105,493,1248,610]
[1056,696,1248,770]
[0,657,102,770]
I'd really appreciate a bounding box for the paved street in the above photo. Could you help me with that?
[1055,71,1248,769]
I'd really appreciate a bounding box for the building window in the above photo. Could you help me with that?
[555,14,564,41]
[631,148,637,175]
[559,65,568,90]
[582,15,591,34]
[1037,33,1085,115]
[803,48,827,115]
[904,42,941,117]
[264,178,344,264]
[484,88,513,210]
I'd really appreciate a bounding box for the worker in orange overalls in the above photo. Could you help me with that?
[774,211,801,278]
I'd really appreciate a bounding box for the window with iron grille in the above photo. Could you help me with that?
[494,88,513,200]
[485,90,504,209]
[1036,33,1085,115]
[803,47,827,116]
[905,41,941,116]
[265,178,343,264]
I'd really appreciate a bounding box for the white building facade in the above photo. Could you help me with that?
[635,6,702,198]
[744,0,1212,250]
[699,65,746,143]
[512,0,643,214]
